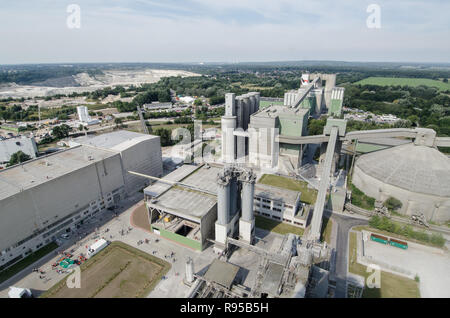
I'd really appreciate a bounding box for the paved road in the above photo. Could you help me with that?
[326,211,368,298]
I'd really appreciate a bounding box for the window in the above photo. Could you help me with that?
[272,216,281,220]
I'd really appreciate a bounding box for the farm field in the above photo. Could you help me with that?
[355,77,450,91]
[41,242,170,298]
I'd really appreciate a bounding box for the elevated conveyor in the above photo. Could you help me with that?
[307,126,339,242]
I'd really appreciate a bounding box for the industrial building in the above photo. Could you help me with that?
[283,73,343,117]
[70,130,163,194]
[221,73,344,174]
[0,136,38,163]
[352,141,450,223]
[248,105,310,171]
[143,102,172,110]
[141,164,259,251]
[144,164,221,251]
[221,92,261,163]
[76,106,99,126]
[254,183,308,228]
[0,131,163,271]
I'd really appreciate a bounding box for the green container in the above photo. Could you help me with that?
[370,235,388,245]
[389,241,408,250]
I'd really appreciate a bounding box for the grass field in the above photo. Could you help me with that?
[255,215,304,236]
[355,77,450,91]
[0,242,58,284]
[320,217,333,244]
[348,232,420,298]
[258,174,318,204]
[41,242,170,298]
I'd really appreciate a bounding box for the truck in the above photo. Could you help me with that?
[87,239,109,258]
[370,233,388,245]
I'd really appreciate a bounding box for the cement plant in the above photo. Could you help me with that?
[1,0,450,305]
[1,69,450,300]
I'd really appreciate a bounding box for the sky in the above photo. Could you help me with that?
[0,0,449,64]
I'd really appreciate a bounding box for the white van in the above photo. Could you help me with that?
[87,239,109,258]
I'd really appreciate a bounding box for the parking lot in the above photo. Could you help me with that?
[362,232,450,298]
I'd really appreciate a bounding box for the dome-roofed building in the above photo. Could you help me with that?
[352,142,450,223]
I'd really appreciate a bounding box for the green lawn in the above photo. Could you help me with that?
[348,232,420,298]
[355,77,450,91]
[0,242,58,284]
[320,217,333,244]
[258,174,318,204]
[255,215,304,236]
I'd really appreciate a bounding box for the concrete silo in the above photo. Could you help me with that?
[239,169,257,244]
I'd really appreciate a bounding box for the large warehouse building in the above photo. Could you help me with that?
[0,131,163,271]
[144,164,220,251]
[352,142,450,223]
[70,130,163,193]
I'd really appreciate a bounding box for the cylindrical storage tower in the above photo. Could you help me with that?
[221,116,236,163]
[225,93,236,116]
[253,92,260,111]
[242,97,250,130]
[249,95,256,116]
[230,177,238,218]
[185,257,194,284]
[241,179,255,222]
[217,175,231,225]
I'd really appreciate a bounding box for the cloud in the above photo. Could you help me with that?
[0,0,448,64]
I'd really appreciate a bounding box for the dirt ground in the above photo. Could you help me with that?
[131,202,151,232]
[44,243,167,298]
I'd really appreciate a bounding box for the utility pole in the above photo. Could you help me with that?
[137,106,149,134]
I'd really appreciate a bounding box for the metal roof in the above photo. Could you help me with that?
[144,164,223,221]
[72,130,159,152]
[203,259,240,290]
[0,145,117,201]
[255,183,300,205]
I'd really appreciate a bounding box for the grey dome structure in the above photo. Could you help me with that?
[352,143,450,223]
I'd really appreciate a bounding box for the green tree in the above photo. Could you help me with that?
[7,151,31,167]
[114,117,123,127]
[194,98,203,106]
[384,197,402,211]
[52,124,71,139]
